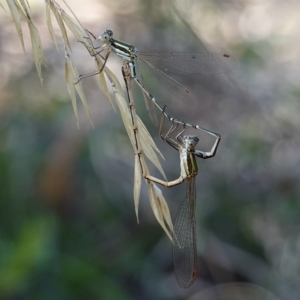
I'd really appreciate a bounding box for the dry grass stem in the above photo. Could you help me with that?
[5,0,174,239]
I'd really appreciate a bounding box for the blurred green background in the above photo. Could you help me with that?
[0,0,300,299]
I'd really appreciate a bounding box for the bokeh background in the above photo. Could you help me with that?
[1,0,300,299]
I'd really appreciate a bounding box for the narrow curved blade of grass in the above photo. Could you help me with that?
[12,0,27,18]
[153,183,173,235]
[137,116,164,159]
[64,49,93,126]
[0,3,7,12]
[65,51,78,128]
[45,0,58,49]
[28,22,46,85]
[103,66,124,98]
[107,66,134,142]
[18,0,30,16]
[61,7,113,114]
[139,131,166,180]
[62,0,100,57]
[50,1,71,50]
[25,0,30,10]
[114,90,135,148]
[74,82,93,127]
[62,0,86,34]
[12,0,45,84]
[6,0,25,51]
[147,181,173,241]
[61,10,86,42]
[95,60,114,109]
[134,154,142,223]
[137,116,166,180]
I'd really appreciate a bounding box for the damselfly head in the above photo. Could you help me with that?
[98,29,113,43]
[184,135,199,151]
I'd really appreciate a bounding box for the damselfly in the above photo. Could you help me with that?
[77,29,235,125]
[145,106,221,288]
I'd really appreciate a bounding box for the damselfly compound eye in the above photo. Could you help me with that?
[106,29,113,37]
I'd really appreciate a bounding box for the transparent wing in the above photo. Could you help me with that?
[135,61,158,125]
[138,51,236,74]
[140,58,196,106]
[172,177,197,289]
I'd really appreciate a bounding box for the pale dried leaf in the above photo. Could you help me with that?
[45,0,58,49]
[140,154,150,177]
[115,74,142,151]
[107,69,137,143]
[153,183,173,236]
[0,2,7,12]
[147,182,173,241]
[50,1,71,50]
[138,117,164,159]
[25,0,30,9]
[139,133,166,180]
[65,52,78,128]
[64,49,93,126]
[63,0,86,34]
[114,91,135,148]
[74,81,93,127]
[61,10,86,42]
[95,60,114,109]
[12,0,27,19]
[134,154,142,223]
[7,0,25,51]
[62,1,98,55]
[137,116,166,180]
[103,66,124,98]
[13,0,45,83]
[147,182,164,230]
[28,22,46,85]
[18,0,30,16]
[99,72,113,108]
